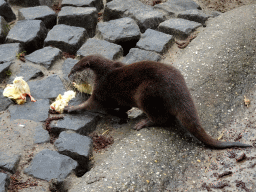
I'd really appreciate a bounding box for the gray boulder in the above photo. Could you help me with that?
[0,43,22,63]
[28,74,66,99]
[122,48,161,64]
[0,152,21,173]
[0,0,16,22]
[24,149,77,182]
[96,17,140,44]
[8,99,49,122]
[0,89,13,111]
[61,0,104,12]
[25,46,62,69]
[54,131,93,169]
[18,6,57,29]
[158,18,202,38]
[0,173,10,192]
[0,16,9,44]
[154,0,200,17]
[0,61,12,82]
[58,6,98,37]
[44,24,88,54]
[8,0,40,6]
[34,124,50,144]
[6,20,47,53]
[77,38,123,60]
[104,0,164,32]
[177,9,211,25]
[50,113,99,135]
[62,58,78,82]
[136,29,174,54]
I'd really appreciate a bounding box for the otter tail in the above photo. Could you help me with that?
[176,108,252,149]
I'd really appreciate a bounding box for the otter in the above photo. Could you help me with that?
[64,55,251,149]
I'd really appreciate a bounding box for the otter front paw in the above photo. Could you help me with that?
[64,106,79,113]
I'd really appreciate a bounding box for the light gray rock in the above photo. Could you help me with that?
[54,131,92,168]
[177,9,211,25]
[44,24,88,54]
[61,0,103,12]
[122,48,161,64]
[8,99,49,122]
[24,149,77,182]
[0,173,10,192]
[154,0,200,16]
[58,6,98,37]
[0,152,21,173]
[104,0,164,32]
[0,43,22,63]
[6,20,47,53]
[158,18,202,38]
[25,47,62,69]
[28,74,66,99]
[50,113,99,135]
[77,38,123,60]
[0,61,12,82]
[0,89,13,112]
[62,58,78,82]
[18,6,57,29]
[96,17,140,44]
[7,63,44,83]
[0,16,9,44]
[0,0,16,22]
[136,29,174,53]
[34,124,50,144]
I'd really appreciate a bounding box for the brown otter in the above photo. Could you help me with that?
[64,55,251,149]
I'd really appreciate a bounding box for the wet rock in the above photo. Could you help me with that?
[0,152,21,174]
[62,58,78,82]
[104,0,164,32]
[8,99,49,122]
[0,0,16,22]
[0,16,9,44]
[28,75,66,99]
[122,48,161,64]
[25,47,62,69]
[24,149,77,182]
[136,29,174,54]
[54,131,92,168]
[0,89,13,112]
[50,113,99,135]
[34,124,50,144]
[77,38,123,60]
[6,20,47,54]
[61,0,104,12]
[8,63,43,83]
[0,61,12,82]
[154,0,200,17]
[18,6,57,29]
[44,24,88,54]
[0,173,10,192]
[8,0,40,6]
[96,17,140,44]
[158,18,202,38]
[0,43,22,63]
[177,9,211,25]
[58,6,98,37]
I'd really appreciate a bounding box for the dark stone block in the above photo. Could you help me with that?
[0,0,16,22]
[18,6,57,29]
[0,152,21,173]
[77,38,123,60]
[24,149,77,182]
[0,16,9,44]
[0,43,22,63]
[44,24,88,54]
[62,0,103,12]
[6,20,47,53]
[58,6,98,37]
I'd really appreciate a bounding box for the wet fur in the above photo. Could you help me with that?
[65,55,251,149]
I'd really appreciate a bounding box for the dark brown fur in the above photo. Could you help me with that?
[65,55,251,149]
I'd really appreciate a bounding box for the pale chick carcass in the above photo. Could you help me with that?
[3,76,36,104]
[50,90,76,113]
[73,82,93,94]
